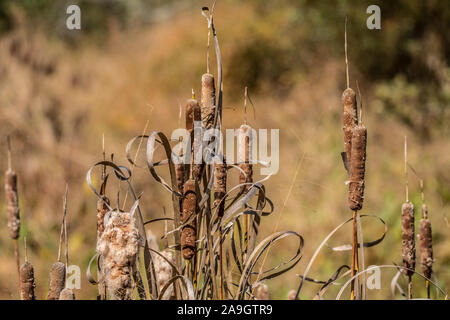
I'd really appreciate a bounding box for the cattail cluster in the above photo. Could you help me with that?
[201,73,216,130]
[213,157,227,219]
[347,124,367,211]
[238,124,253,193]
[154,249,175,299]
[5,168,20,239]
[19,261,36,300]
[401,202,416,276]
[47,261,66,300]
[418,204,433,279]
[181,179,197,260]
[96,210,141,300]
[342,88,358,168]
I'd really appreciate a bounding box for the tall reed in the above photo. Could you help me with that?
[418,180,433,298]
[401,136,415,299]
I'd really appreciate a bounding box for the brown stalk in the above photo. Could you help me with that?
[5,136,21,291]
[401,136,415,299]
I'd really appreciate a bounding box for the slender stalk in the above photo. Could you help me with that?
[345,16,350,89]
[350,210,358,300]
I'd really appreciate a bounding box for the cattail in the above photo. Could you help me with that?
[201,73,216,129]
[185,98,198,134]
[418,203,433,279]
[213,157,227,218]
[175,160,185,194]
[342,88,358,167]
[5,168,20,240]
[347,124,367,211]
[19,261,36,300]
[59,288,75,300]
[96,210,141,300]
[97,196,110,239]
[401,202,416,277]
[154,249,175,299]
[191,97,203,181]
[287,289,297,300]
[238,124,253,193]
[254,283,269,300]
[342,17,358,170]
[181,179,197,260]
[47,262,66,300]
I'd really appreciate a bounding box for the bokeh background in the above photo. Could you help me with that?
[0,0,449,299]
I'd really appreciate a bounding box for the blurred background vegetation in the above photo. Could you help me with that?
[0,0,448,299]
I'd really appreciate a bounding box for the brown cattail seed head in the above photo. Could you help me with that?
[214,158,227,218]
[201,73,216,130]
[348,125,367,211]
[59,288,75,300]
[342,88,358,165]
[96,210,141,300]
[175,163,185,194]
[418,204,433,279]
[19,261,36,300]
[190,99,203,181]
[47,261,66,300]
[154,249,175,299]
[5,169,20,239]
[96,196,110,239]
[401,202,416,277]
[181,179,197,260]
[186,99,200,133]
[238,125,253,193]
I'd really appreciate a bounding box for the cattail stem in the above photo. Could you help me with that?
[350,210,359,300]
[345,16,350,89]
[404,136,409,202]
[408,275,412,299]
[14,239,20,292]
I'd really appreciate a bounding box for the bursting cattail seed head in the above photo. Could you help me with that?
[201,73,216,130]
[287,290,297,300]
[342,88,358,167]
[5,168,20,239]
[59,288,75,300]
[154,249,175,299]
[254,283,270,300]
[96,210,141,300]
[348,124,367,211]
[19,261,36,300]
[47,261,66,300]
[418,204,433,279]
[181,179,197,260]
[401,202,416,276]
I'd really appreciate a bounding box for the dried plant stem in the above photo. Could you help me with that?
[5,136,21,290]
[345,16,349,89]
[350,210,359,300]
